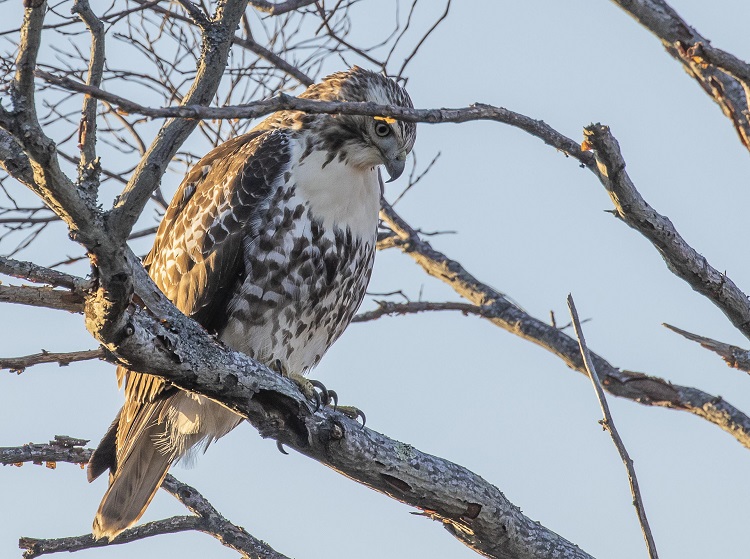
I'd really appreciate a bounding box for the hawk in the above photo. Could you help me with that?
[87,67,416,539]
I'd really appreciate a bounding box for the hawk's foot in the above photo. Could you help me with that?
[335,404,366,426]
[284,373,365,425]
[287,372,331,411]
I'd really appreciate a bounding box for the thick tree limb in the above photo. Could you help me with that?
[583,123,750,342]
[378,199,750,449]
[568,296,658,559]
[0,348,105,373]
[611,0,750,150]
[664,323,750,373]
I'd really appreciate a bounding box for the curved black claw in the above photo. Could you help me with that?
[327,389,339,411]
[308,379,330,408]
[276,441,289,455]
[336,405,366,427]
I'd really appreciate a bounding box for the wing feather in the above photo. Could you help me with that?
[89,128,292,477]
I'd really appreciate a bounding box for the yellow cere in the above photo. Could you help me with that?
[374,116,397,124]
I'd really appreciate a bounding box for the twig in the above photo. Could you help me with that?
[0,284,84,313]
[567,294,658,559]
[0,348,105,373]
[0,255,88,290]
[353,300,489,323]
[161,475,291,559]
[663,323,750,373]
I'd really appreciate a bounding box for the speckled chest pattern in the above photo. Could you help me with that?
[220,181,376,375]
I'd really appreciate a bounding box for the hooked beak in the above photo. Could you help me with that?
[384,150,407,183]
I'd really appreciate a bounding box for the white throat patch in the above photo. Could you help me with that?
[291,142,380,241]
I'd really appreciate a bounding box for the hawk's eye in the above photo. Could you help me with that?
[374,121,392,137]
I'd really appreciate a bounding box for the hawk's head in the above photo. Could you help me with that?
[276,67,416,182]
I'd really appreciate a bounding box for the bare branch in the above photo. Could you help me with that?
[353,300,489,323]
[0,436,91,466]
[161,475,291,559]
[378,198,750,449]
[20,517,203,558]
[0,348,105,373]
[249,0,318,16]
[1,1,95,227]
[0,255,88,290]
[0,284,84,313]
[582,123,750,342]
[664,323,750,373]
[70,0,105,198]
[611,0,750,150]
[106,0,248,242]
[567,295,658,559]
[4,439,291,559]
[33,72,595,166]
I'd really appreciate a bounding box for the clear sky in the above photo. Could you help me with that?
[3,1,750,558]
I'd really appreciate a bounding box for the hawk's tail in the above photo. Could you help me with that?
[90,420,172,541]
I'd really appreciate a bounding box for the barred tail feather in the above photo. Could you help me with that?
[91,423,171,541]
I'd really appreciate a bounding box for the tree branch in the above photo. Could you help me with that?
[353,300,489,323]
[663,323,750,373]
[0,348,105,373]
[378,198,750,449]
[32,71,596,170]
[20,517,203,558]
[249,0,318,16]
[0,284,84,313]
[106,0,249,242]
[5,438,292,559]
[567,295,658,559]
[70,0,105,201]
[582,123,750,341]
[0,255,89,291]
[611,0,750,150]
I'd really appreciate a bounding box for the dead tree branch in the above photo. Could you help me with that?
[582,123,750,342]
[4,438,291,559]
[0,348,105,373]
[664,323,750,373]
[567,295,658,559]
[378,198,750,449]
[611,0,750,150]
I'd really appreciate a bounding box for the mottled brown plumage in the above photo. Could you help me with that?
[87,67,416,539]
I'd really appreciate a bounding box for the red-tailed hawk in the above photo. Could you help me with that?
[87,67,416,539]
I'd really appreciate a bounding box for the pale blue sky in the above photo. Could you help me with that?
[3,1,750,558]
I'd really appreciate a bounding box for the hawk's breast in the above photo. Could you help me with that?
[220,143,380,375]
